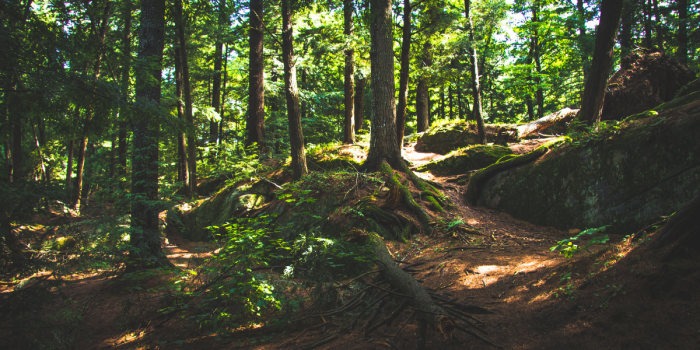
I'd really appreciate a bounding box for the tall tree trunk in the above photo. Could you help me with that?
[577,0,589,83]
[396,0,411,147]
[175,0,196,196]
[11,107,21,181]
[343,0,355,144]
[642,0,653,48]
[282,0,307,180]
[619,0,634,57]
[355,76,366,132]
[220,43,228,144]
[532,0,544,120]
[210,0,227,146]
[440,86,445,120]
[449,85,454,119]
[300,68,307,121]
[457,83,464,119]
[247,0,265,151]
[74,137,87,207]
[676,0,688,65]
[119,0,131,177]
[578,0,624,125]
[174,43,189,195]
[465,0,486,144]
[364,0,401,170]
[651,0,663,50]
[66,139,74,198]
[129,0,169,270]
[416,42,432,132]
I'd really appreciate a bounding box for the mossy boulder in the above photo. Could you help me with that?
[167,180,275,241]
[415,122,515,154]
[417,145,513,175]
[469,105,700,234]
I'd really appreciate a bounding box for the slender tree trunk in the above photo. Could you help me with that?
[210,0,227,146]
[74,137,87,207]
[396,0,411,147]
[642,0,653,48]
[364,0,401,170]
[457,83,464,119]
[355,76,366,132]
[174,43,189,195]
[220,43,228,144]
[282,0,307,180]
[119,0,131,178]
[676,0,688,65]
[440,86,445,120]
[578,0,624,125]
[343,0,355,144]
[175,0,196,195]
[619,0,634,57]
[247,0,265,151]
[577,0,589,83]
[66,139,74,198]
[532,0,544,120]
[651,0,663,50]
[129,0,169,270]
[448,85,454,119]
[416,42,432,132]
[465,0,486,144]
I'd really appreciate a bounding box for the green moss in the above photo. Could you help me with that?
[625,90,700,121]
[417,145,513,175]
[315,156,361,171]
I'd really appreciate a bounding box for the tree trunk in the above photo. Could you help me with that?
[364,0,402,171]
[119,0,132,178]
[449,85,454,119]
[220,43,228,144]
[11,111,21,181]
[174,42,189,195]
[282,0,308,180]
[129,0,169,270]
[515,108,579,138]
[440,86,445,120]
[210,0,227,146]
[396,0,411,147]
[651,0,663,50]
[619,0,634,57]
[355,76,366,132]
[577,0,589,84]
[66,139,74,199]
[343,0,355,144]
[247,0,266,151]
[532,1,544,120]
[416,42,432,133]
[642,0,653,48]
[676,0,688,65]
[578,0,623,126]
[457,83,464,119]
[175,0,196,196]
[74,137,87,208]
[465,0,486,144]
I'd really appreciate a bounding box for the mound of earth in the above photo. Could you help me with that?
[601,49,696,121]
[415,122,515,154]
[417,145,513,176]
[467,95,700,234]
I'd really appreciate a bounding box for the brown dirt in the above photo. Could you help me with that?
[2,146,699,350]
[601,49,696,121]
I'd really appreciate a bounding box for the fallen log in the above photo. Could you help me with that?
[515,108,579,139]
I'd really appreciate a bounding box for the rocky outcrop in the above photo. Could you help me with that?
[417,145,512,176]
[601,49,696,121]
[467,98,700,234]
[415,123,513,154]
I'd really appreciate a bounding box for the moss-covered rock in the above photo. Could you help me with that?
[469,109,700,234]
[417,145,513,175]
[414,122,515,154]
[167,180,275,241]
[625,90,700,121]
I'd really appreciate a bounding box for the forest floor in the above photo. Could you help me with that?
[2,141,699,350]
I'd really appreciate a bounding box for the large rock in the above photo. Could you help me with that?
[415,122,514,154]
[167,180,275,241]
[417,145,512,176]
[468,99,700,234]
[601,49,696,121]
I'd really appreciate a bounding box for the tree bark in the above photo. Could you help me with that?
[532,0,544,120]
[416,42,432,133]
[66,139,74,199]
[119,0,131,177]
[129,0,169,270]
[515,108,579,138]
[282,0,308,180]
[440,86,445,120]
[577,0,623,126]
[210,0,227,146]
[364,0,402,171]
[676,0,688,65]
[396,0,411,147]
[619,0,634,57]
[465,0,486,144]
[355,76,366,132]
[174,42,189,195]
[651,0,663,50]
[175,0,196,196]
[642,0,653,48]
[449,85,454,119]
[343,0,355,144]
[247,0,266,151]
